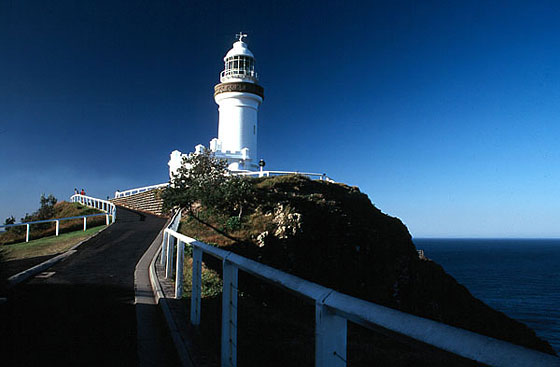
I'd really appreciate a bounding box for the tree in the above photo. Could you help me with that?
[4,216,15,226]
[3,216,16,232]
[20,194,58,231]
[161,149,254,231]
[37,194,57,220]
[218,175,254,219]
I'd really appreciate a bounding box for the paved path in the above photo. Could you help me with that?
[1,207,180,366]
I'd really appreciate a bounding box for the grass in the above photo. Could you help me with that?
[182,256,223,298]
[0,201,106,246]
[1,225,106,261]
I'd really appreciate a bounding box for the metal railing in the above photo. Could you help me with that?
[114,183,169,198]
[159,215,560,367]
[1,195,115,243]
[235,170,334,182]
[220,69,258,83]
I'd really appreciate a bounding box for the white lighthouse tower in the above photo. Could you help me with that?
[209,33,264,171]
[168,33,264,177]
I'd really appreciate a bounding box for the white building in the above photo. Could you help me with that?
[169,33,264,178]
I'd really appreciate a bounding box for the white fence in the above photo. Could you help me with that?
[114,183,169,198]
[235,170,334,182]
[71,194,116,223]
[1,195,115,243]
[159,211,560,367]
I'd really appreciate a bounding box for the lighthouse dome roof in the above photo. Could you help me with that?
[224,41,254,60]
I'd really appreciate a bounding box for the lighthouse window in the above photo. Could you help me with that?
[224,56,255,78]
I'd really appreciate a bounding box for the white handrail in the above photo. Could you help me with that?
[71,194,116,224]
[234,170,335,182]
[114,183,169,198]
[160,224,560,367]
[1,195,116,243]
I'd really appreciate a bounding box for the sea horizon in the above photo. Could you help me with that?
[413,238,560,354]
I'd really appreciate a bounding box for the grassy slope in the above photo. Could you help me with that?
[0,201,106,245]
[2,225,105,261]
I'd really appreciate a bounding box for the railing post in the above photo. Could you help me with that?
[175,240,184,298]
[166,235,175,279]
[221,259,238,367]
[191,246,202,326]
[315,296,347,367]
[83,217,87,231]
[160,232,168,266]
[26,223,30,242]
[55,220,60,236]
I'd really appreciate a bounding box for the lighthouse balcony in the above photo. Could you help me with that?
[220,69,258,83]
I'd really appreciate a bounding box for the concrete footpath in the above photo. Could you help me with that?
[135,216,185,367]
[1,206,180,366]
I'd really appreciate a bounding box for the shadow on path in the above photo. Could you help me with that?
[1,206,179,366]
[0,254,57,283]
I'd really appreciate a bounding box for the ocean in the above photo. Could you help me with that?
[413,238,560,354]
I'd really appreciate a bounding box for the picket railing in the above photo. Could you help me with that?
[1,195,115,243]
[71,194,116,223]
[159,212,560,367]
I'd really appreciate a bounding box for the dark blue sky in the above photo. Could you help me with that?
[2,1,560,237]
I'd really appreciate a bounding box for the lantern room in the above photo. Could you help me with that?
[220,33,259,83]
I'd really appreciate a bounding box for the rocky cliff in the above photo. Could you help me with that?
[181,174,555,364]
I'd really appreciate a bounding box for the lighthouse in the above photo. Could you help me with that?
[168,33,264,177]
[209,33,264,171]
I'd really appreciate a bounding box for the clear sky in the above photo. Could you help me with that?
[1,1,560,238]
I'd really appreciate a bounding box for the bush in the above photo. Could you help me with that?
[225,216,241,232]
[3,216,15,232]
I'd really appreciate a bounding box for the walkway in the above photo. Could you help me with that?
[1,207,180,366]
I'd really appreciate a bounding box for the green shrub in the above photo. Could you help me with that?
[225,216,241,231]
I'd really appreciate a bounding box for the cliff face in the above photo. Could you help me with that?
[185,175,555,356]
